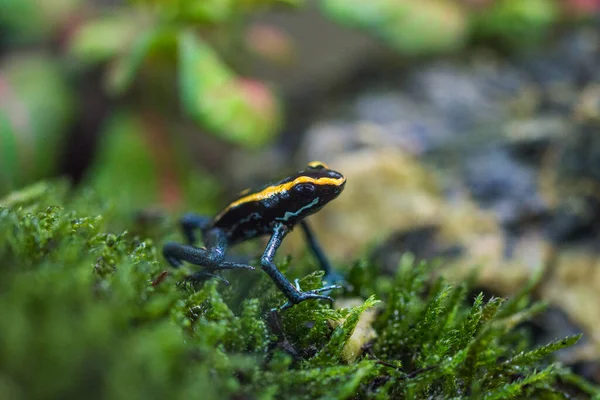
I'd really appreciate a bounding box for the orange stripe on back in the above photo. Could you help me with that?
[216,175,345,219]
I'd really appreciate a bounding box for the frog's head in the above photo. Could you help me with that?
[299,161,346,199]
[274,161,346,224]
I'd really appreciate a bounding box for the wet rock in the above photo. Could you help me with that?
[287,22,600,370]
[287,147,550,297]
[464,147,548,226]
[300,56,532,162]
[545,196,600,243]
[351,92,454,154]
[525,27,600,88]
[528,306,586,363]
[283,147,447,261]
[545,118,600,244]
[574,83,600,124]
[406,59,525,132]
[305,119,436,157]
[560,125,600,184]
[572,359,600,385]
[503,116,572,166]
[443,229,552,295]
[539,248,600,360]
[371,224,463,276]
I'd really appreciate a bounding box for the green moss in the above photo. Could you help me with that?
[0,181,598,399]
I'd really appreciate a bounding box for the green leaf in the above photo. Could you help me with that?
[483,365,556,400]
[105,26,176,96]
[0,182,593,398]
[129,0,235,24]
[472,0,559,48]
[504,334,582,369]
[0,0,81,43]
[68,14,143,64]
[0,55,75,196]
[556,367,600,397]
[310,295,380,366]
[320,0,467,55]
[0,112,20,193]
[178,31,281,148]
[83,112,160,210]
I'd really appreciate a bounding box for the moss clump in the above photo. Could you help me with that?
[0,181,598,399]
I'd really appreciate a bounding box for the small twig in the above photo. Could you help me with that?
[151,270,169,287]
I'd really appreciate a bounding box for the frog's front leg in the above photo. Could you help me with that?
[261,223,341,312]
[163,227,255,283]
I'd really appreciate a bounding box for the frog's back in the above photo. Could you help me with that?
[212,163,346,244]
[212,175,295,243]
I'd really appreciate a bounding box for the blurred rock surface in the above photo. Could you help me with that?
[285,19,600,362]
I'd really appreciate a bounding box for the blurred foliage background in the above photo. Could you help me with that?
[1,0,596,206]
[3,0,600,396]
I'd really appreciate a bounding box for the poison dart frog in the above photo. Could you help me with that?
[163,161,346,311]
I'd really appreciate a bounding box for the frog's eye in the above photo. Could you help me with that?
[294,183,316,196]
[307,161,329,170]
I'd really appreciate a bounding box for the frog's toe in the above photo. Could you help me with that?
[308,284,342,295]
[273,288,340,312]
[187,271,230,286]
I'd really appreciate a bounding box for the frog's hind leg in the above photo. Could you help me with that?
[180,213,212,244]
[163,227,255,283]
[299,220,344,285]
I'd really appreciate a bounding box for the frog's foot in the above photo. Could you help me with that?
[273,283,342,312]
[293,276,342,297]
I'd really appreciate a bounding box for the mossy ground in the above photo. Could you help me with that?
[0,181,598,399]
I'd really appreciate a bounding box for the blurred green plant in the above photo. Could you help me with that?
[68,0,287,148]
[1,0,598,206]
[319,0,579,55]
[0,54,75,195]
[0,0,81,44]
[471,0,560,49]
[320,0,469,56]
[0,181,598,399]
[1,0,294,207]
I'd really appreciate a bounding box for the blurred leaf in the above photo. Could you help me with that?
[68,14,179,96]
[83,111,222,213]
[129,0,235,24]
[178,31,281,148]
[320,0,393,30]
[380,0,468,55]
[472,0,559,48]
[565,0,600,15]
[68,14,146,64]
[320,0,467,56]
[0,112,20,192]
[246,23,296,65]
[175,0,235,23]
[0,0,81,44]
[240,0,305,7]
[84,111,161,210]
[0,55,75,195]
[129,0,303,22]
[105,26,177,96]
